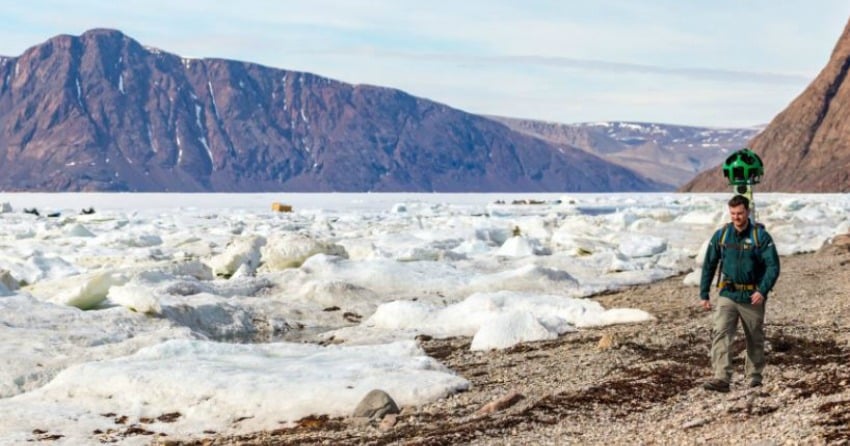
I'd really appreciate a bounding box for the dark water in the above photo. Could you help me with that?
[576,206,620,216]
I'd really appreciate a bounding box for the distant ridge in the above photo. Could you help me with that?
[491,117,759,188]
[0,29,664,192]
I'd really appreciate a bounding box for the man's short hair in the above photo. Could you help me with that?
[728,194,750,209]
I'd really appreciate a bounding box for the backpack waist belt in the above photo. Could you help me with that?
[719,281,757,292]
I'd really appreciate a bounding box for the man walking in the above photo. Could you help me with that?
[700,195,780,392]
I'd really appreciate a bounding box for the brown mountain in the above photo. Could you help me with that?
[683,18,850,193]
[0,29,663,192]
[491,117,759,188]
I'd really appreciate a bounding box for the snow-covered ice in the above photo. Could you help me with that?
[0,192,847,444]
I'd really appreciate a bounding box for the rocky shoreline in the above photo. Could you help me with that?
[158,237,850,445]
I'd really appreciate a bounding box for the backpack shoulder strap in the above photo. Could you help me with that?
[719,223,731,245]
[752,222,765,248]
[716,223,731,257]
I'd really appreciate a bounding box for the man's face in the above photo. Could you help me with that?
[729,204,749,230]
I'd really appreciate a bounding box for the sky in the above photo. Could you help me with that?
[1,1,849,128]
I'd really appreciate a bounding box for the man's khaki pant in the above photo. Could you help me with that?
[710,296,766,383]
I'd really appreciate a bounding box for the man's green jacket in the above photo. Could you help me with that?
[700,221,781,303]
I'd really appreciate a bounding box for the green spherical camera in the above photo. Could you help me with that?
[722,148,763,186]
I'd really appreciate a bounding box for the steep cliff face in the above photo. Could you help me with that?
[0,29,663,192]
[683,18,850,193]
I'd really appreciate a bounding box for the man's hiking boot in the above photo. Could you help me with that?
[703,379,730,393]
[749,380,763,388]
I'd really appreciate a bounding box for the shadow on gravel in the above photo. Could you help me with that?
[771,332,850,397]
[769,331,850,442]
[818,400,850,443]
[521,336,710,421]
[526,362,695,420]
[770,332,848,368]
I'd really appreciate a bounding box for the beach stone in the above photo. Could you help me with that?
[682,418,708,429]
[378,413,398,431]
[597,333,619,350]
[353,389,399,419]
[348,416,370,427]
[476,390,525,416]
[819,233,850,255]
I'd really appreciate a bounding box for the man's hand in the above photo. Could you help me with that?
[751,291,764,305]
[701,299,712,311]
